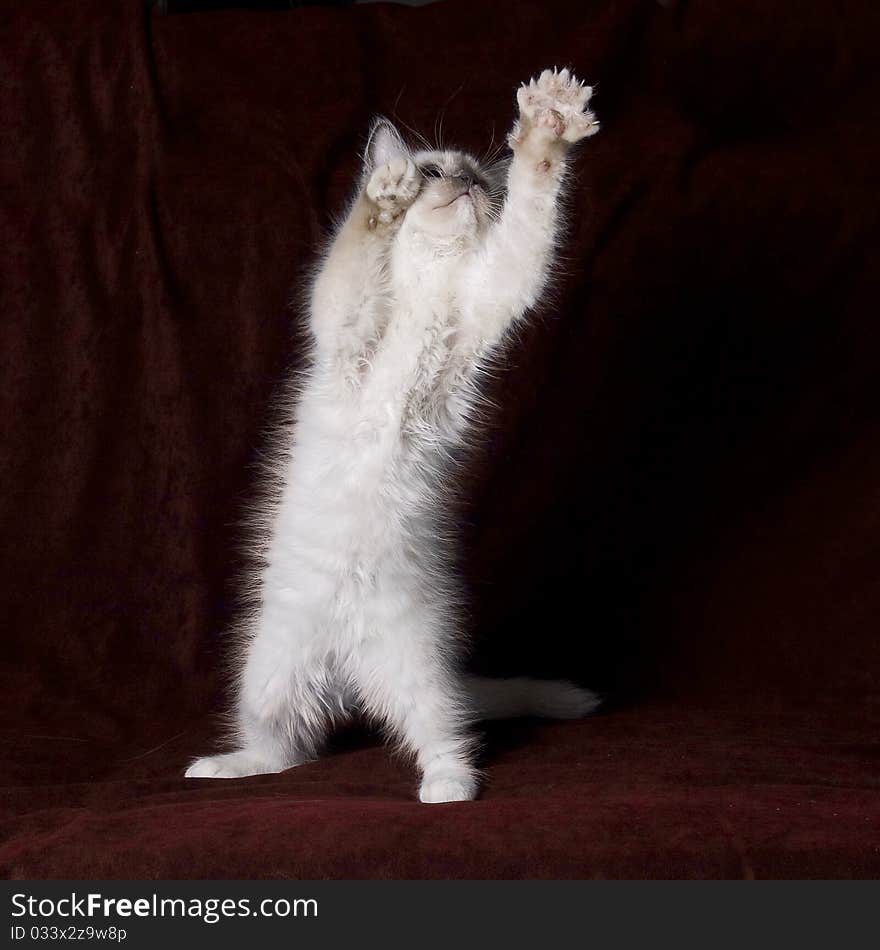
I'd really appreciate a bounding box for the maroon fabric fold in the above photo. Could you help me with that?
[1,0,878,878]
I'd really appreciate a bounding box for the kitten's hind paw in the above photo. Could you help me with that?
[184,750,286,779]
[419,765,479,804]
[516,67,599,144]
[366,157,421,224]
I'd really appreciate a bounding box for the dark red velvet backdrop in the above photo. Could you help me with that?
[1,0,878,878]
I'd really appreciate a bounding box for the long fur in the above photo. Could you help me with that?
[186,69,601,803]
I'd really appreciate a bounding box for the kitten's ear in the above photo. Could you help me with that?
[365,117,408,170]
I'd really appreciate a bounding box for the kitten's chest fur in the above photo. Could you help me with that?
[287,246,482,551]
[264,255,478,666]
[340,247,478,444]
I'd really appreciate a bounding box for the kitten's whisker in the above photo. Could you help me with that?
[392,113,432,154]
[434,110,446,152]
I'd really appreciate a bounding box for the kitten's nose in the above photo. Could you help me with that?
[454,171,474,189]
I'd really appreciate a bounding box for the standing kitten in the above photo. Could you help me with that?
[187,69,600,803]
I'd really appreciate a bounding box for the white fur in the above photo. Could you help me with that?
[186,69,601,803]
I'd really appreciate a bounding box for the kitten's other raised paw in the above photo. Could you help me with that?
[366,157,421,224]
[515,67,599,144]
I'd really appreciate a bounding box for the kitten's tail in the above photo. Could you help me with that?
[465,675,601,722]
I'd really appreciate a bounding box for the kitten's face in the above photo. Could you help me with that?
[403,149,498,241]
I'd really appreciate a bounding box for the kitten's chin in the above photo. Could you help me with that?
[404,200,482,243]
[427,190,471,212]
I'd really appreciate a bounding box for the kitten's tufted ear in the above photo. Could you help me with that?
[365,117,408,169]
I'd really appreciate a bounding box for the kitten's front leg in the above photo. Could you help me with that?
[310,141,420,356]
[474,68,599,343]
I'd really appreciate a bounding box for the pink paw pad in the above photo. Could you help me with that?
[536,109,565,136]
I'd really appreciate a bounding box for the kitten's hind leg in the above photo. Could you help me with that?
[359,663,478,803]
[185,601,342,779]
[348,608,478,804]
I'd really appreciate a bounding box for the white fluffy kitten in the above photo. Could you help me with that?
[187,69,601,803]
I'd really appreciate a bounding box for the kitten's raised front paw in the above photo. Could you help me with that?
[515,67,599,144]
[366,157,421,224]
